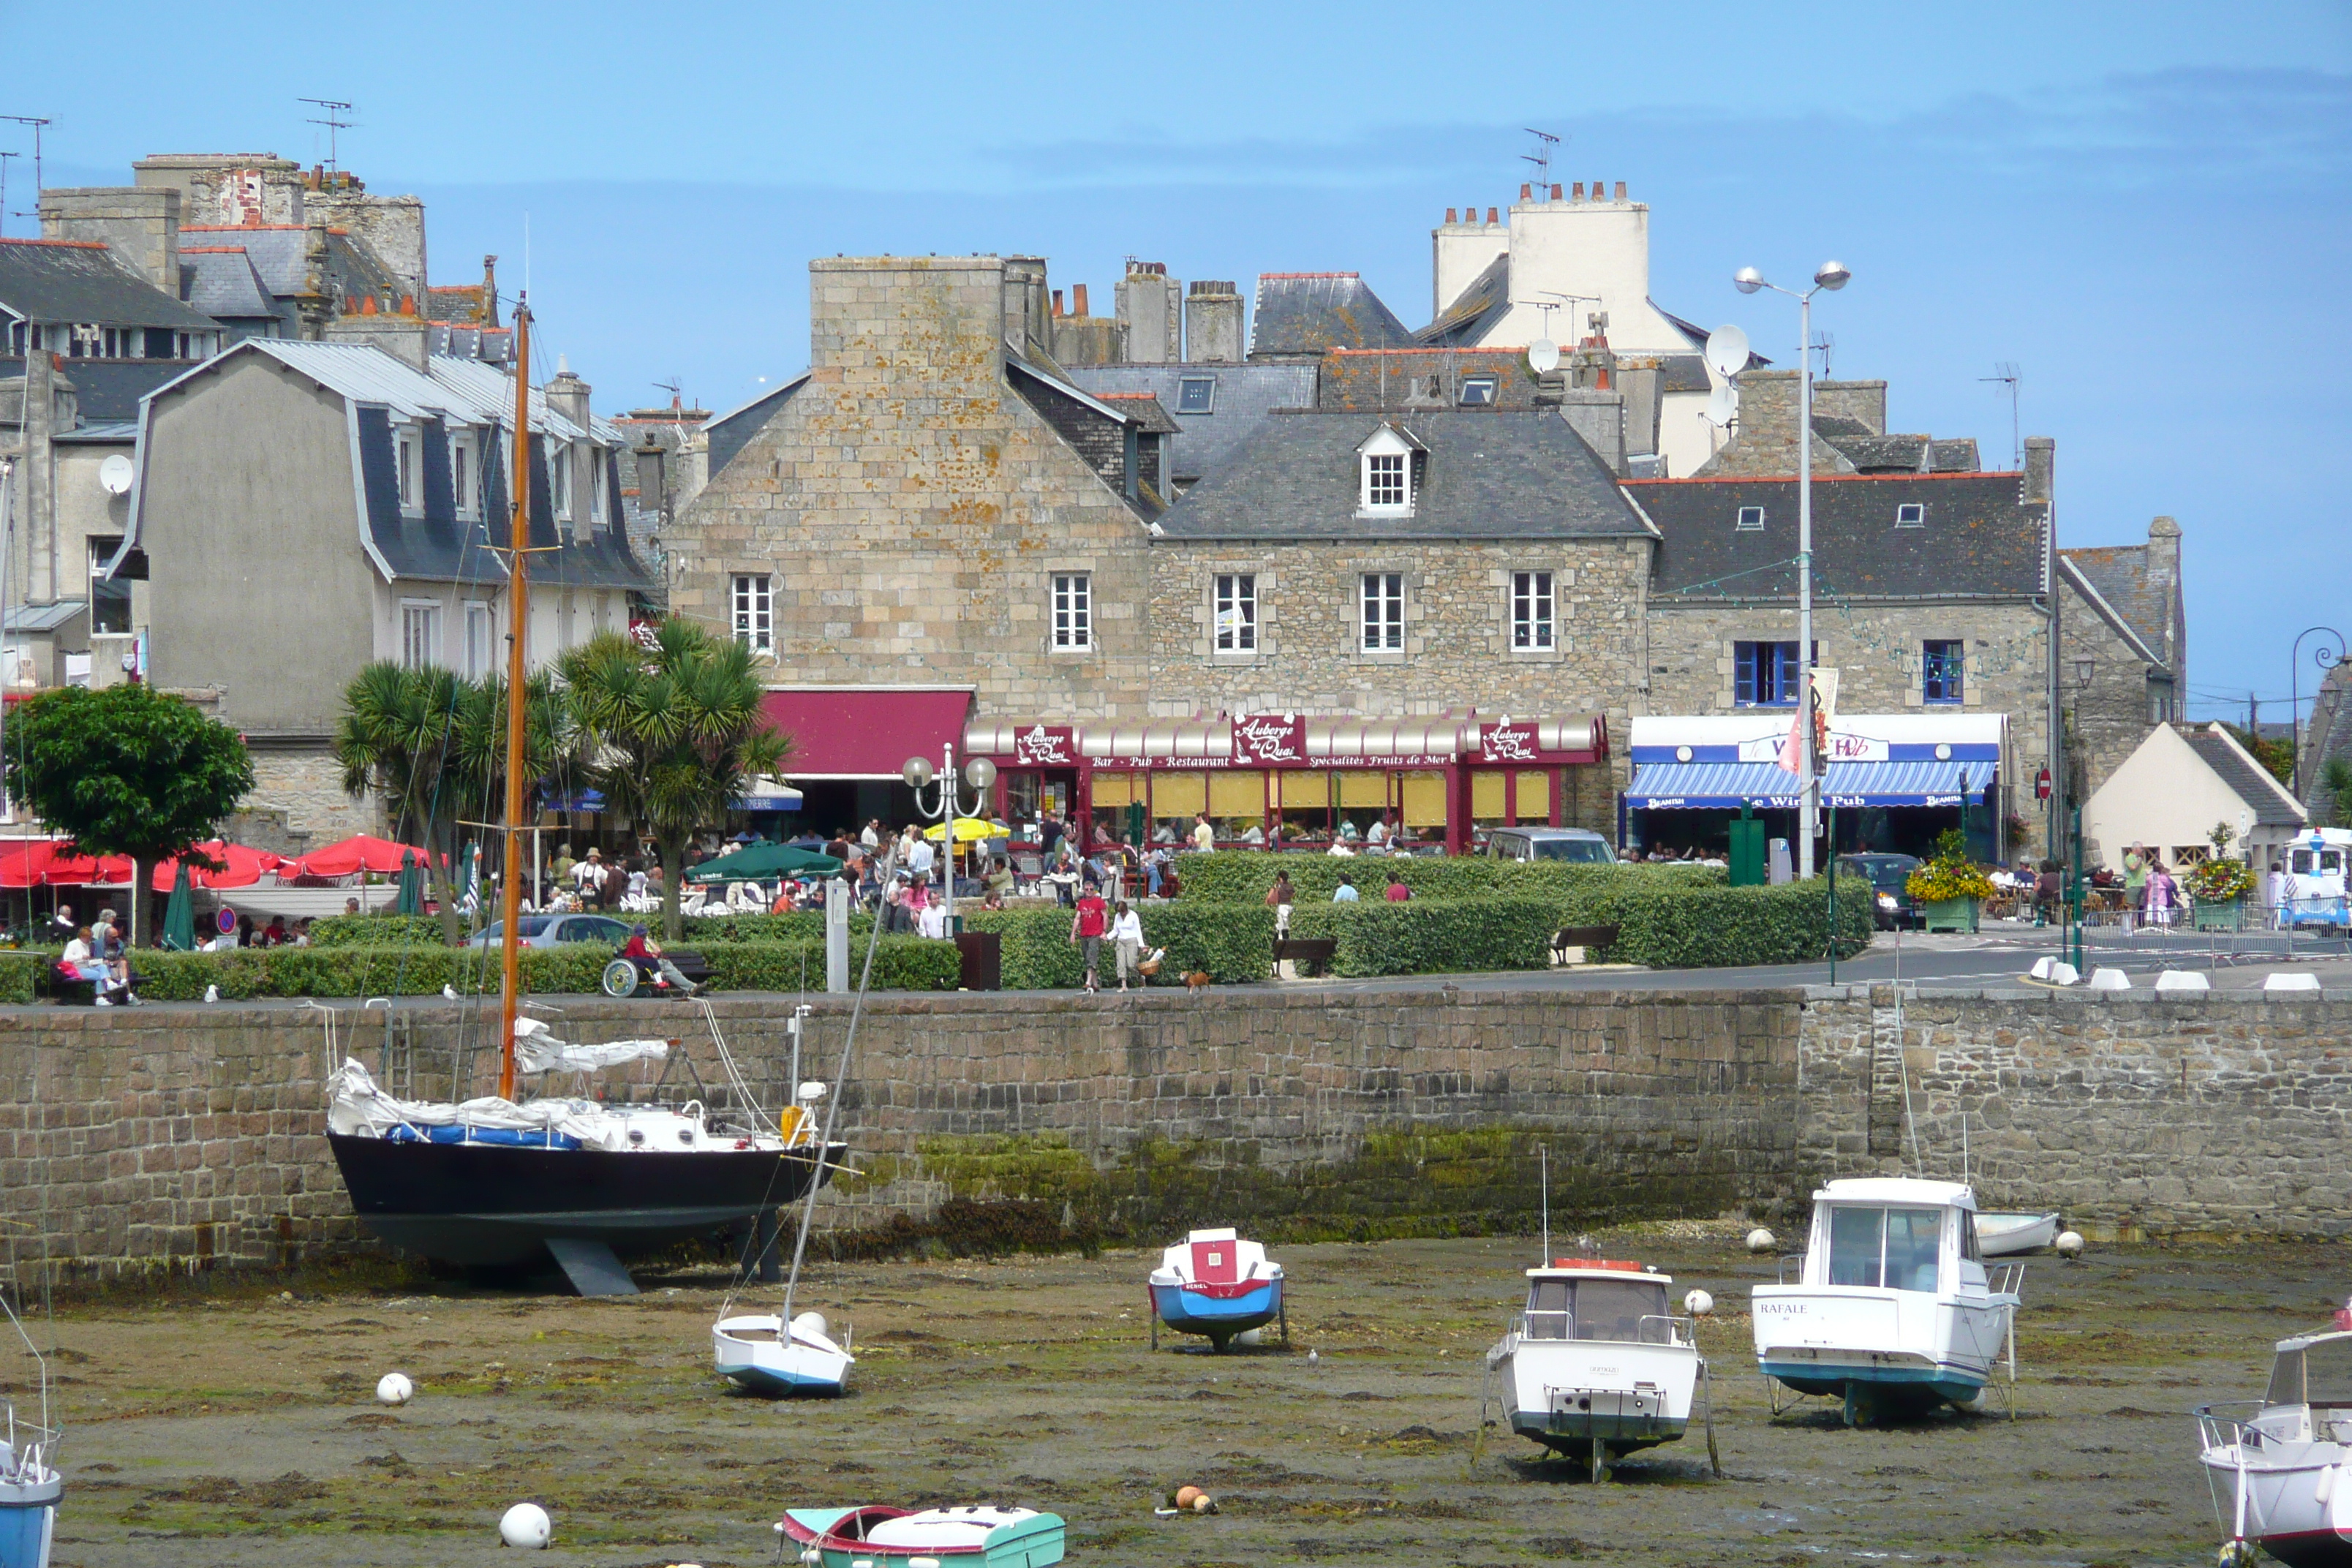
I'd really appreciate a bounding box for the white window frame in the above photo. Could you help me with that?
[1360,571,1404,653]
[1735,505,1765,532]
[550,440,571,521]
[451,437,473,516]
[1214,573,1256,653]
[732,573,774,655]
[400,600,442,670]
[1357,426,1415,517]
[1052,573,1093,651]
[1511,570,1555,651]
[1458,374,1498,407]
[589,449,607,528]
[464,601,493,679]
[1895,502,1925,528]
[1177,375,1216,415]
[397,431,418,510]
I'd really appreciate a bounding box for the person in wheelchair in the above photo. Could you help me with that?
[618,924,700,995]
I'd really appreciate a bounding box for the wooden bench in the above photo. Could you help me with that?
[1271,938,1338,979]
[1550,924,1621,965]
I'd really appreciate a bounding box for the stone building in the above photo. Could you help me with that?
[2057,516,2185,798]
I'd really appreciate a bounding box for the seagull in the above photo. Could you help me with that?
[442,984,460,1000]
[1307,1349,1319,1365]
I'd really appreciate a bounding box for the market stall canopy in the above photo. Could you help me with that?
[760,686,975,780]
[684,842,843,883]
[148,840,282,892]
[295,834,434,877]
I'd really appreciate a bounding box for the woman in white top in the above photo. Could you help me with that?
[1109,900,1145,991]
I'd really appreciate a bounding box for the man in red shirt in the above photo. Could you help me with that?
[1070,881,1109,992]
[1384,872,1412,902]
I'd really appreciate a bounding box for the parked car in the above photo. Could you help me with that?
[1837,853,1922,930]
[465,913,638,949]
[1486,827,1618,865]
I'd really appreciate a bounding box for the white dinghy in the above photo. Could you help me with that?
[1972,1210,2062,1257]
[2197,1326,2352,1567]
[1752,1177,2022,1423]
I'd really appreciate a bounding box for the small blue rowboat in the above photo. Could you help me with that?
[1148,1228,1286,1352]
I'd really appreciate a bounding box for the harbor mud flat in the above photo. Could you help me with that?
[23,1228,2336,1567]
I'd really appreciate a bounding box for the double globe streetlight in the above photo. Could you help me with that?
[1733,260,1850,880]
[902,747,996,934]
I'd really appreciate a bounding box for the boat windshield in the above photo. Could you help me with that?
[1523,1278,1671,1342]
[1826,1205,1944,1292]
[2275,1339,2352,1408]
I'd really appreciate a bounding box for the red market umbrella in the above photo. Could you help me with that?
[149,840,282,892]
[295,834,432,878]
[0,840,64,889]
[42,850,135,886]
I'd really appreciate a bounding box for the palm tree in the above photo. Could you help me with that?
[557,619,790,940]
[333,663,566,944]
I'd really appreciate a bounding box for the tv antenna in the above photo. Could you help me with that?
[0,151,15,238]
[0,116,50,209]
[1980,361,2021,469]
[300,99,355,173]
[1812,329,1834,380]
[653,377,683,408]
[1520,128,1560,186]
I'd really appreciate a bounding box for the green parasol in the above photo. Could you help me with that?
[160,861,196,951]
[683,841,844,883]
[395,849,423,914]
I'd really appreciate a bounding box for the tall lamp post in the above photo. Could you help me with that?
[903,747,996,935]
[2289,626,2346,799]
[1735,259,1850,879]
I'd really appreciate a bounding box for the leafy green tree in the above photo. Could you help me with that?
[333,662,565,945]
[5,683,255,944]
[557,619,790,940]
[2324,757,2352,829]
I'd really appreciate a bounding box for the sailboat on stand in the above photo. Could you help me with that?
[714,856,894,1395]
[320,298,842,1297]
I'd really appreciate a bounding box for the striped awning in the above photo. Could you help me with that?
[1629,758,1995,810]
[1305,718,1464,759]
[1081,721,1234,762]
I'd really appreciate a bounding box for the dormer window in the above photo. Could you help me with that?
[1895,502,1925,527]
[1357,424,1417,517]
[1735,505,1765,532]
[1458,375,1497,407]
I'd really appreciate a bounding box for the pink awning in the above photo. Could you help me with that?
[761,687,976,780]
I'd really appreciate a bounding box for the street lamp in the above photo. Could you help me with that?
[2290,626,2346,799]
[1733,259,1851,879]
[902,747,998,935]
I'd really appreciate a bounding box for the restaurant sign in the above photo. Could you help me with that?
[1234,714,1306,764]
[1008,724,1079,766]
[1735,729,1889,764]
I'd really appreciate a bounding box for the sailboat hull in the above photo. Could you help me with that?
[328,1134,841,1266]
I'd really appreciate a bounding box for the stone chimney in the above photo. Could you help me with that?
[1185,280,1243,363]
[1000,256,1052,361]
[2023,434,2055,505]
[1691,369,1857,478]
[812,256,1014,399]
[1116,260,1180,364]
[543,357,592,429]
[1559,390,1627,475]
[23,348,59,605]
[39,187,181,292]
[132,154,304,227]
[2146,511,2182,672]
[1812,380,1888,435]
[323,311,430,371]
[635,442,667,525]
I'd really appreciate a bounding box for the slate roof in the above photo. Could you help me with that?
[2182,726,2305,827]
[179,226,309,296]
[2302,663,2352,824]
[1627,472,2046,600]
[1414,254,1511,347]
[1318,348,1533,412]
[1157,409,1654,542]
[178,247,276,320]
[1658,354,1711,393]
[0,355,193,423]
[1066,362,1319,487]
[706,374,808,479]
[1090,391,1183,434]
[1248,273,1409,360]
[2060,543,2170,666]
[1654,301,1770,367]
[2054,554,2166,669]
[0,238,219,330]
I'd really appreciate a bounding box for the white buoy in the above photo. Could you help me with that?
[1745,1227,1776,1254]
[374,1371,413,1406]
[500,1503,551,1548]
[1235,1327,1266,1346]
[2154,970,2210,995]
[2087,967,2131,991]
[2266,971,2323,993]
[2055,1230,2086,1260]
[1684,1289,1714,1316]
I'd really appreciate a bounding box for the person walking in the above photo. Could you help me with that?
[1110,899,1145,992]
[2146,859,2177,929]
[2124,844,2149,926]
[1384,870,1412,902]
[1332,873,1360,903]
[1070,879,1109,993]
[1192,813,1215,853]
[1264,869,1295,939]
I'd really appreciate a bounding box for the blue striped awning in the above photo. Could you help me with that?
[1629,758,1994,810]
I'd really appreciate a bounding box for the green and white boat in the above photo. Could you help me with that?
[777,1504,1064,1568]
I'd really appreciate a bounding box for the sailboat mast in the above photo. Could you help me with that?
[497,303,534,1101]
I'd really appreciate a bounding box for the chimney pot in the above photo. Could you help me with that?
[1485,207,1499,224]
[1572,182,1585,200]
[1520,183,1532,200]
[1072,282,1089,317]
[360,294,377,316]
[1445,207,1457,223]
[1550,183,1562,200]
[399,293,415,314]
[1614,181,1627,200]
[1590,176,1602,196]
[1052,289,1064,317]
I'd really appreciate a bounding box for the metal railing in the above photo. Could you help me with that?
[1778,1252,1808,1284]
[1989,1261,2028,1300]
[1509,1310,1689,1346]
[2195,1401,2266,1551]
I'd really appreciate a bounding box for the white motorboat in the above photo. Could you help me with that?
[0,1292,59,1568]
[1484,1258,1709,1479]
[1752,1177,2022,1422]
[2197,1327,2352,1567]
[1973,1210,2062,1257]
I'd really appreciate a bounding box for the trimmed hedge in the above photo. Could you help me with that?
[27,938,959,1001]
[0,951,40,1004]
[309,913,450,947]
[960,905,1275,989]
[1554,876,1874,969]
[1286,897,1561,977]
[310,909,870,948]
[1175,850,1722,906]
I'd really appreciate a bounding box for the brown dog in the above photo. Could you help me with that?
[1183,970,1213,993]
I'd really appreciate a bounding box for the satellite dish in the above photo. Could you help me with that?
[1704,324,1750,379]
[1527,339,1559,375]
[1705,385,1738,428]
[99,454,135,496]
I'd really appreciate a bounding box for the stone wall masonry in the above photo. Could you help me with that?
[4,984,2347,1282]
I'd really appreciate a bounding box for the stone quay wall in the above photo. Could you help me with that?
[1,984,2347,1281]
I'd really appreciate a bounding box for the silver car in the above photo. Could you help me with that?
[465,913,638,949]
[1485,827,1618,865]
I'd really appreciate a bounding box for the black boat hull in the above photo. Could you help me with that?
[326,1134,843,1266]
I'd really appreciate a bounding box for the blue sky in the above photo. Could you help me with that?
[10,1,2349,718]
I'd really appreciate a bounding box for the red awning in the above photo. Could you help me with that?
[761,687,976,780]
[0,840,64,889]
[295,834,431,877]
[43,850,135,886]
[151,840,282,892]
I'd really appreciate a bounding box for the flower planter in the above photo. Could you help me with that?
[1923,897,1980,934]
[2191,897,2244,932]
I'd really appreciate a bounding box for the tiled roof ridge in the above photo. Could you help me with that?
[0,238,107,249]
[180,224,351,236]
[1260,271,1360,280]
[1328,346,1523,358]
[178,246,250,255]
[1623,470,2023,487]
